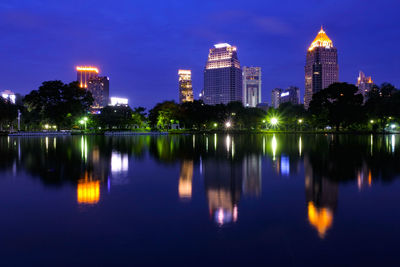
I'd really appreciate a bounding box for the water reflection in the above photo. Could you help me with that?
[2,134,400,234]
[179,160,193,199]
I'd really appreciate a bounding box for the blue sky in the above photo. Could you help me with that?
[0,0,399,108]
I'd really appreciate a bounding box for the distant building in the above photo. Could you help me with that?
[242,67,262,107]
[88,76,110,109]
[203,43,242,105]
[280,86,300,105]
[178,70,194,103]
[356,71,374,99]
[271,88,282,108]
[304,27,339,109]
[1,90,16,104]
[76,66,99,88]
[109,97,128,106]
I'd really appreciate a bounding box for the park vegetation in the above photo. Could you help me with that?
[1,80,399,133]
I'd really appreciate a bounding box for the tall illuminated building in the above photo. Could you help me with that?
[280,86,300,105]
[304,27,339,109]
[76,66,99,88]
[76,66,109,109]
[271,88,282,108]
[87,76,109,109]
[204,43,242,105]
[178,70,194,103]
[242,66,262,107]
[356,71,374,99]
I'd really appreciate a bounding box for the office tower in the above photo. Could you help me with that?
[242,67,262,107]
[356,71,374,99]
[1,90,16,104]
[304,27,339,109]
[280,86,300,105]
[203,43,242,105]
[271,88,282,108]
[76,66,99,88]
[178,70,194,103]
[87,76,110,109]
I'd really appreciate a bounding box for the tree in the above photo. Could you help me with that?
[365,83,400,131]
[98,105,134,129]
[148,101,180,130]
[308,83,364,131]
[0,97,18,131]
[23,81,93,130]
[131,107,147,128]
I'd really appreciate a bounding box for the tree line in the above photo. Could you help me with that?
[0,80,399,132]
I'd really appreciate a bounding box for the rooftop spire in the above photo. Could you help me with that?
[308,27,333,51]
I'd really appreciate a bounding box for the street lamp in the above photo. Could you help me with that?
[270,117,278,126]
[79,117,88,130]
[298,119,303,124]
[225,121,231,128]
[214,123,218,128]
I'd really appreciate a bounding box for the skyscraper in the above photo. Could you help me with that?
[76,66,99,88]
[242,66,262,107]
[178,70,194,103]
[356,71,374,99]
[87,76,110,109]
[280,86,300,106]
[304,27,339,109]
[271,88,282,109]
[204,43,242,105]
[76,66,109,109]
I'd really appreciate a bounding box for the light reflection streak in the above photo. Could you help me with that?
[299,136,302,156]
[307,201,333,239]
[77,180,100,204]
[272,135,277,160]
[391,134,395,153]
[214,134,217,151]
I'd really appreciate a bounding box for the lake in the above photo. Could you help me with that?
[0,134,399,266]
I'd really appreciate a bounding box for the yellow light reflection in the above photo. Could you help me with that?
[307,201,333,238]
[77,180,100,204]
[178,160,193,199]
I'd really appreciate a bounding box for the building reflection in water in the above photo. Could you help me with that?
[242,155,262,197]
[357,162,372,190]
[178,160,194,199]
[203,157,241,225]
[304,156,338,238]
[111,151,129,185]
[77,172,100,205]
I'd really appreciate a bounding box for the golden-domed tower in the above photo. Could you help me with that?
[304,27,339,108]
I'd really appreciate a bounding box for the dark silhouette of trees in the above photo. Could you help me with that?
[23,81,93,130]
[308,82,364,131]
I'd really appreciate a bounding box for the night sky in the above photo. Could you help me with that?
[1,0,399,109]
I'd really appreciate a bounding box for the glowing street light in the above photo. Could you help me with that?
[80,117,88,130]
[213,123,218,127]
[270,117,278,126]
[225,121,232,128]
[370,120,374,124]
[298,119,303,124]
[390,124,396,129]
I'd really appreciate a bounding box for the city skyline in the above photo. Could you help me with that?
[0,0,399,108]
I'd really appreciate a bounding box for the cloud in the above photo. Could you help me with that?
[252,16,292,35]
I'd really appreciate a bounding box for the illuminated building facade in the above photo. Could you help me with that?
[76,66,99,88]
[271,88,282,108]
[356,71,374,100]
[178,70,194,103]
[304,27,339,109]
[204,43,242,105]
[280,86,300,105]
[242,66,262,107]
[242,155,262,197]
[109,97,128,106]
[1,90,16,104]
[87,76,109,109]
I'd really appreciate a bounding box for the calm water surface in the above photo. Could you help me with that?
[0,134,400,266]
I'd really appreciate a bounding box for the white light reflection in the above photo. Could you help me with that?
[214,134,217,151]
[392,134,395,153]
[272,135,277,160]
[111,152,129,173]
[226,135,231,154]
[299,136,302,156]
[370,134,373,156]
